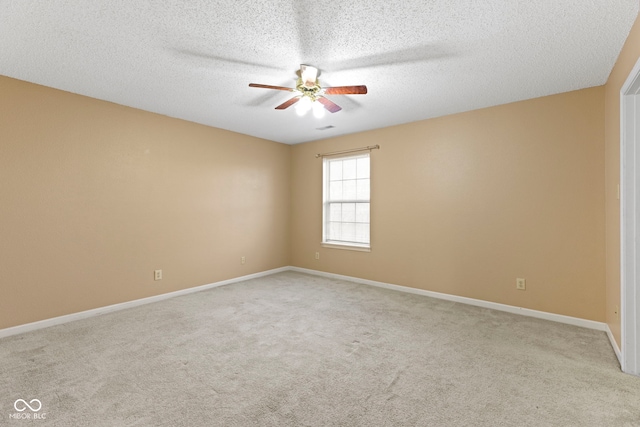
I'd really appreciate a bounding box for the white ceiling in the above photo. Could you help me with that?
[1,1,637,145]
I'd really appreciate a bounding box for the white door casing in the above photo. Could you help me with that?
[620,56,640,376]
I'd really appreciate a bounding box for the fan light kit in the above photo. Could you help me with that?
[249,64,367,116]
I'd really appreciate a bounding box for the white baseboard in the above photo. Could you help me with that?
[605,324,622,366]
[289,267,608,332]
[0,266,610,340]
[0,267,289,339]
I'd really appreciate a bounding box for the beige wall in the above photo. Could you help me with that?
[604,13,640,347]
[291,87,606,322]
[0,76,291,330]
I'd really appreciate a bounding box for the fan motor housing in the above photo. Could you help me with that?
[296,78,321,101]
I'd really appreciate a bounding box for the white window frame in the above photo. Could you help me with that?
[322,152,371,251]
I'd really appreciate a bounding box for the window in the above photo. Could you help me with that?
[322,153,370,249]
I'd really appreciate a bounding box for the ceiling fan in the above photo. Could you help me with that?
[249,64,367,115]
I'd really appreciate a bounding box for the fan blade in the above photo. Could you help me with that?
[249,83,294,91]
[300,64,319,86]
[324,85,368,95]
[317,97,342,113]
[275,96,301,110]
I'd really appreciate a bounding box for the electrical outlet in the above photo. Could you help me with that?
[315,252,320,260]
[154,270,162,281]
[516,278,526,290]
[241,256,246,265]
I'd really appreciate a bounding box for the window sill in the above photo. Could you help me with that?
[321,242,371,252]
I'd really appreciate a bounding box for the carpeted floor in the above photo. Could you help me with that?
[1,271,639,426]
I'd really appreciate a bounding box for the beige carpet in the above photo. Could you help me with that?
[1,271,639,426]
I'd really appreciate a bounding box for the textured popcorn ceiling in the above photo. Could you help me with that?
[0,1,637,144]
